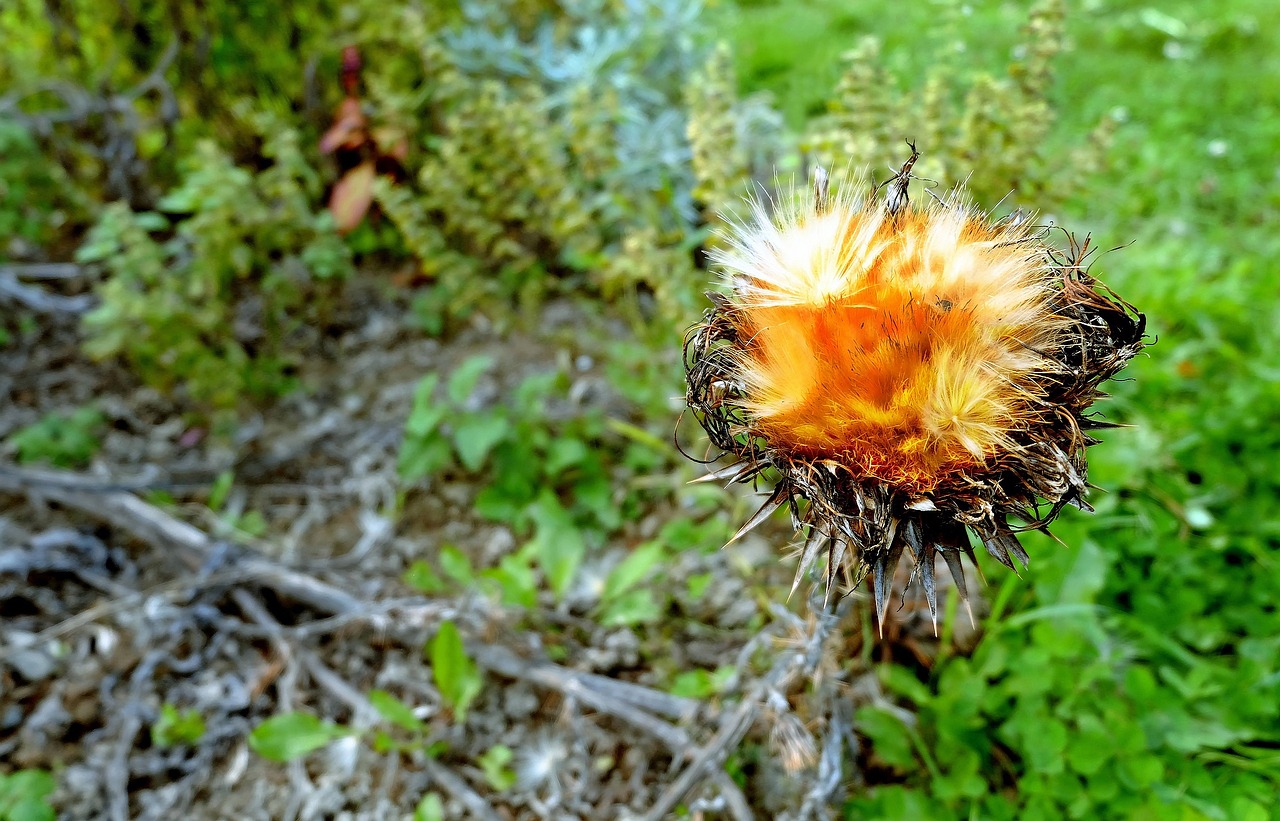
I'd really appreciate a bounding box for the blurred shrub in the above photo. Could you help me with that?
[7,406,105,469]
[355,0,776,330]
[77,118,351,410]
[805,0,1114,207]
[0,0,344,206]
[0,121,87,257]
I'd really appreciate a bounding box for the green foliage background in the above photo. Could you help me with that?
[3,0,1278,817]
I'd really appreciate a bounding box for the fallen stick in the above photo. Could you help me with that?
[0,463,365,616]
[640,599,845,821]
[0,270,95,314]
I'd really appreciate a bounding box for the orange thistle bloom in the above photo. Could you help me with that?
[684,148,1146,628]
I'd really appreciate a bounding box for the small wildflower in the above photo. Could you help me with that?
[683,146,1146,630]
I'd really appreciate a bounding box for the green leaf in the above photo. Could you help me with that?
[600,588,662,627]
[157,187,197,213]
[414,793,444,821]
[669,666,734,698]
[372,730,395,754]
[1021,718,1068,775]
[429,621,482,723]
[1054,539,1109,605]
[878,662,934,707]
[151,703,206,747]
[368,690,427,734]
[602,540,665,601]
[405,375,445,437]
[686,572,714,600]
[0,768,56,820]
[235,510,268,538]
[478,745,517,791]
[1228,797,1269,821]
[526,491,586,599]
[399,375,452,482]
[605,417,668,453]
[398,435,452,483]
[9,407,104,468]
[452,412,510,472]
[2,770,55,801]
[544,438,589,475]
[403,560,446,594]
[447,355,495,405]
[208,470,234,512]
[439,545,474,586]
[481,553,538,608]
[249,712,347,762]
[854,706,918,770]
[6,797,55,821]
[1066,728,1112,776]
[572,473,618,531]
[1119,754,1163,788]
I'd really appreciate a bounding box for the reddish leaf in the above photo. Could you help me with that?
[330,161,376,233]
[341,46,362,96]
[319,97,366,154]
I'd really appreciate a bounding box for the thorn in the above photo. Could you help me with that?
[789,531,828,602]
[920,546,938,634]
[1007,537,1030,571]
[1041,527,1069,548]
[872,566,888,638]
[825,539,848,607]
[987,520,1030,571]
[939,547,968,600]
[900,516,925,560]
[872,539,905,637]
[724,484,788,547]
[686,461,750,484]
[980,531,1018,573]
[1067,495,1096,513]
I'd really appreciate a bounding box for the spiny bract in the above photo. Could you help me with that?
[683,150,1146,630]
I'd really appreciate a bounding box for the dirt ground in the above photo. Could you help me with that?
[0,287,968,820]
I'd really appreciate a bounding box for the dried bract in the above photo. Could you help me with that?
[683,149,1146,630]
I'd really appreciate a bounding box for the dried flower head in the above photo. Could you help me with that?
[683,146,1146,629]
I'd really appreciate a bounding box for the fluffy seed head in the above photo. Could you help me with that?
[684,150,1147,626]
[716,181,1067,492]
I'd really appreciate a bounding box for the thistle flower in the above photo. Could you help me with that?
[683,147,1146,629]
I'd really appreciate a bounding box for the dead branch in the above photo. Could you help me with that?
[0,462,365,616]
[0,269,95,314]
[641,597,846,821]
[2,263,84,280]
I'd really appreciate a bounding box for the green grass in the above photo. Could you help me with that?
[715,0,1280,817]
